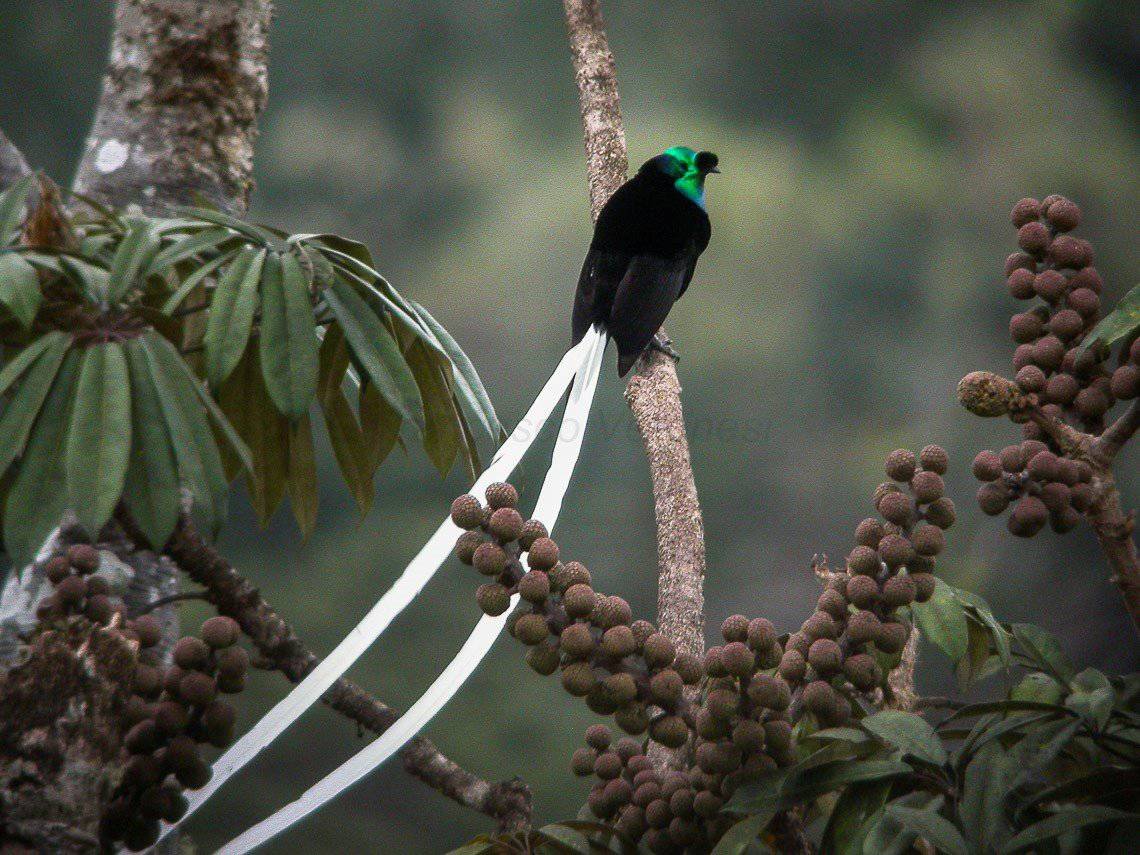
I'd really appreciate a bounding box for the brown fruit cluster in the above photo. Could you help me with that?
[972,441,1093,537]
[99,615,248,851]
[453,452,952,851]
[36,543,121,625]
[1005,195,1116,434]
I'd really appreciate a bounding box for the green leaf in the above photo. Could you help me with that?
[359,379,402,473]
[147,227,234,275]
[1012,623,1076,683]
[953,586,1012,669]
[220,349,288,525]
[406,339,461,476]
[0,173,36,242]
[122,341,181,548]
[259,250,319,420]
[3,349,81,564]
[286,413,318,536]
[136,334,223,536]
[410,300,503,445]
[712,811,777,854]
[1011,672,1066,704]
[106,218,161,304]
[174,206,278,245]
[0,252,42,327]
[323,251,433,343]
[318,326,373,513]
[913,578,969,663]
[65,343,132,533]
[862,711,947,766]
[861,794,942,855]
[160,248,239,315]
[1083,283,1140,352]
[325,275,423,429]
[0,333,71,477]
[1066,668,1115,729]
[822,780,893,855]
[884,804,968,855]
[960,741,1017,853]
[205,246,264,388]
[1000,806,1139,854]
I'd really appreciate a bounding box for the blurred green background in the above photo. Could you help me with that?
[2,0,1137,851]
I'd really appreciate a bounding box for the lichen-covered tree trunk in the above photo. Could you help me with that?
[0,2,273,849]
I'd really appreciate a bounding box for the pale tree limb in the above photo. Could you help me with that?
[562,0,706,670]
[0,129,32,188]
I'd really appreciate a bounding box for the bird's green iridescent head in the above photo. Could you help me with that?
[643,146,720,208]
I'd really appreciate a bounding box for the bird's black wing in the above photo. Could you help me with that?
[675,212,710,302]
[572,248,629,345]
[610,250,693,376]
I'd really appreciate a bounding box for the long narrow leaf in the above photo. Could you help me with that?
[0,332,71,477]
[205,246,264,388]
[325,276,423,429]
[122,342,181,548]
[406,340,460,476]
[318,326,373,513]
[3,350,81,564]
[106,218,161,305]
[286,414,318,535]
[66,343,132,533]
[259,250,319,420]
[160,248,239,315]
[0,174,36,242]
[147,226,234,275]
[0,252,42,328]
[0,331,65,399]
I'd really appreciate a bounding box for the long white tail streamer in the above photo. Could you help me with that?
[214,329,608,854]
[158,328,603,843]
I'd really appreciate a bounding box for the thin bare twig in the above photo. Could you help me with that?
[1093,399,1140,465]
[134,591,211,615]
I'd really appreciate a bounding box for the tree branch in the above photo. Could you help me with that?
[562,0,706,668]
[141,513,530,832]
[1093,399,1140,465]
[0,128,32,190]
[71,0,272,213]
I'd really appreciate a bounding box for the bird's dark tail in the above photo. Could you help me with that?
[618,351,638,377]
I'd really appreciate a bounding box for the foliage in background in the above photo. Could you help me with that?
[0,176,501,565]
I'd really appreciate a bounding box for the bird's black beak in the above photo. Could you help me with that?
[708,166,721,174]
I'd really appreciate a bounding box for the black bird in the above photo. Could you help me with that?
[572,146,717,376]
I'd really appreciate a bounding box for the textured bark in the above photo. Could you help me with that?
[71,0,271,213]
[154,514,531,831]
[563,0,707,776]
[0,622,138,852]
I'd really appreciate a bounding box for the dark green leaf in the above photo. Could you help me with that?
[1012,623,1076,683]
[860,794,941,855]
[3,350,80,564]
[323,250,433,343]
[1011,671,1066,704]
[862,711,947,766]
[286,413,318,536]
[325,275,423,428]
[822,779,892,855]
[999,806,1140,854]
[220,349,288,525]
[122,341,181,548]
[259,250,319,420]
[884,804,968,855]
[160,248,238,315]
[0,333,71,477]
[174,206,278,245]
[359,379,402,473]
[957,618,994,692]
[410,300,503,445]
[58,255,109,304]
[406,339,460,476]
[107,218,160,304]
[0,174,36,243]
[318,327,373,514]
[960,742,1016,853]
[205,246,263,388]
[953,587,1011,669]
[913,579,969,663]
[712,811,777,854]
[0,252,42,327]
[1067,668,1115,729]
[1083,283,1140,352]
[147,227,233,275]
[65,343,132,533]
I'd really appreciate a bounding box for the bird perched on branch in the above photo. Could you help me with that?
[572,146,717,376]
